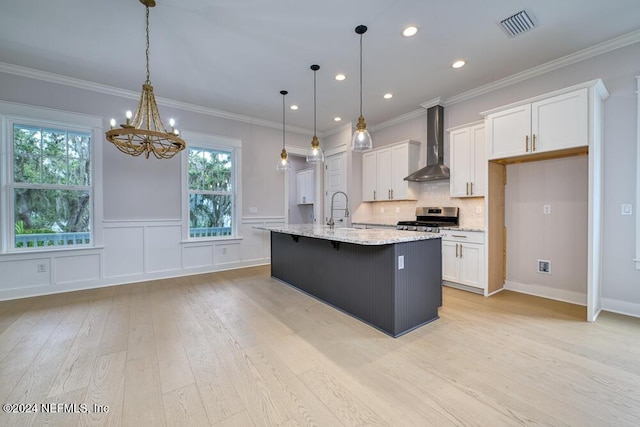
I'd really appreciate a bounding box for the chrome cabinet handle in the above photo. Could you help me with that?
[455,243,459,257]
[525,135,529,152]
[470,182,473,195]
[388,189,391,199]
[391,189,394,199]
[466,182,469,196]
[460,245,463,257]
[451,235,467,238]
[373,190,376,200]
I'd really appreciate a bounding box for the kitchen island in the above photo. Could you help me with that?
[257,225,442,337]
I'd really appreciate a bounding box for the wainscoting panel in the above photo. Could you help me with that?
[54,253,101,285]
[145,225,182,273]
[0,257,51,291]
[183,244,214,269]
[103,225,144,278]
[214,242,241,266]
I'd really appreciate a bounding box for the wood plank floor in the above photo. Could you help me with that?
[1,265,639,426]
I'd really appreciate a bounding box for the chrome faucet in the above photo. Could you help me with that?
[327,191,349,228]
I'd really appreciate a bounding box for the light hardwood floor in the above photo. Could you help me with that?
[1,265,639,426]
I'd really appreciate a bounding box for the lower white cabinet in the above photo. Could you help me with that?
[441,230,485,291]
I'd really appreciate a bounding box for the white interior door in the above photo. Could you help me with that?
[324,152,347,226]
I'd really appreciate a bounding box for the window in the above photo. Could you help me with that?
[10,122,92,249]
[187,144,236,238]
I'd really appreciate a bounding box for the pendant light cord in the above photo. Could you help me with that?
[359,32,363,117]
[282,92,285,149]
[145,5,151,84]
[313,69,317,135]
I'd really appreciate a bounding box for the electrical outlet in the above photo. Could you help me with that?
[398,255,404,270]
[249,206,258,214]
[621,204,632,215]
[395,206,400,213]
[543,205,551,215]
[222,247,228,255]
[380,207,385,213]
[37,263,46,273]
[475,205,482,214]
[537,259,551,274]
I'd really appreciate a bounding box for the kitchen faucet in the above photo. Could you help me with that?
[327,191,349,228]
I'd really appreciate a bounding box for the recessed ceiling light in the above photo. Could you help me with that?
[335,74,346,81]
[290,105,299,110]
[383,93,393,99]
[402,26,418,37]
[334,117,342,122]
[452,60,466,69]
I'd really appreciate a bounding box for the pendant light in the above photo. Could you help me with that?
[105,0,186,159]
[307,64,324,164]
[276,90,291,171]
[351,24,373,151]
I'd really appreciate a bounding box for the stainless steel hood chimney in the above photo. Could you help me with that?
[404,105,450,182]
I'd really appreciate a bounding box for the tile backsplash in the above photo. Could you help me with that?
[353,180,485,229]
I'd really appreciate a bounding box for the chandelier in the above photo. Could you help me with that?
[106,0,186,159]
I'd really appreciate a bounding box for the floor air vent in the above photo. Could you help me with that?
[500,10,536,37]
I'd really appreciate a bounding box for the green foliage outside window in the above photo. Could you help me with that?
[12,124,92,248]
[188,147,233,236]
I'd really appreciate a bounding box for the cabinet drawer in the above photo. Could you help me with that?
[440,230,484,244]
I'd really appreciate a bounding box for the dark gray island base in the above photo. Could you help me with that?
[270,231,442,337]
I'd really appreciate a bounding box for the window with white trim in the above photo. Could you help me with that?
[7,120,93,250]
[187,144,236,238]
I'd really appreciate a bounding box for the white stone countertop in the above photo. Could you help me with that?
[255,224,441,246]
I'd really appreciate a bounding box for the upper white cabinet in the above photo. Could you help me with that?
[486,88,588,160]
[296,169,314,205]
[361,140,420,201]
[449,122,486,197]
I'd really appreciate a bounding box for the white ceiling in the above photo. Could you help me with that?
[1,0,640,134]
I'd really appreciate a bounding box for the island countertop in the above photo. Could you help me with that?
[255,224,441,246]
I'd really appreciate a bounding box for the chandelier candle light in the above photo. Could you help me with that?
[277,90,291,171]
[307,64,324,164]
[351,24,373,151]
[106,0,186,160]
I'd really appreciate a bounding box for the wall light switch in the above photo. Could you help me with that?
[543,205,551,215]
[621,204,632,215]
[249,206,258,214]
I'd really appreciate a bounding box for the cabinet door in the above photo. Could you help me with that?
[441,241,459,282]
[362,151,378,201]
[487,104,531,160]
[390,143,410,199]
[531,88,588,154]
[296,169,314,204]
[458,243,484,289]
[470,124,486,197]
[449,127,472,197]
[376,148,392,200]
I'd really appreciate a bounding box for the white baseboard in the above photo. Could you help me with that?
[504,280,587,306]
[601,298,640,319]
[0,259,270,301]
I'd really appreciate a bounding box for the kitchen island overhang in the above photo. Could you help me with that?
[257,225,443,337]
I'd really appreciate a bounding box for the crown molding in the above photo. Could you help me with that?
[0,62,313,136]
[319,122,353,138]
[369,108,426,132]
[443,29,640,107]
[419,97,444,109]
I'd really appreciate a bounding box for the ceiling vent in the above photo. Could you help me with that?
[500,10,536,38]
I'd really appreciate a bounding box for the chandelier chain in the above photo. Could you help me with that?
[145,5,151,84]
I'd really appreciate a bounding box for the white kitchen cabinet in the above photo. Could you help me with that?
[441,230,485,291]
[486,88,588,160]
[296,169,314,205]
[449,122,485,197]
[361,140,420,201]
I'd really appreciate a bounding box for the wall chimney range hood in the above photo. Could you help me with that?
[404,105,450,182]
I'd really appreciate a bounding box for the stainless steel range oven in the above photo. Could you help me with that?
[396,207,459,233]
